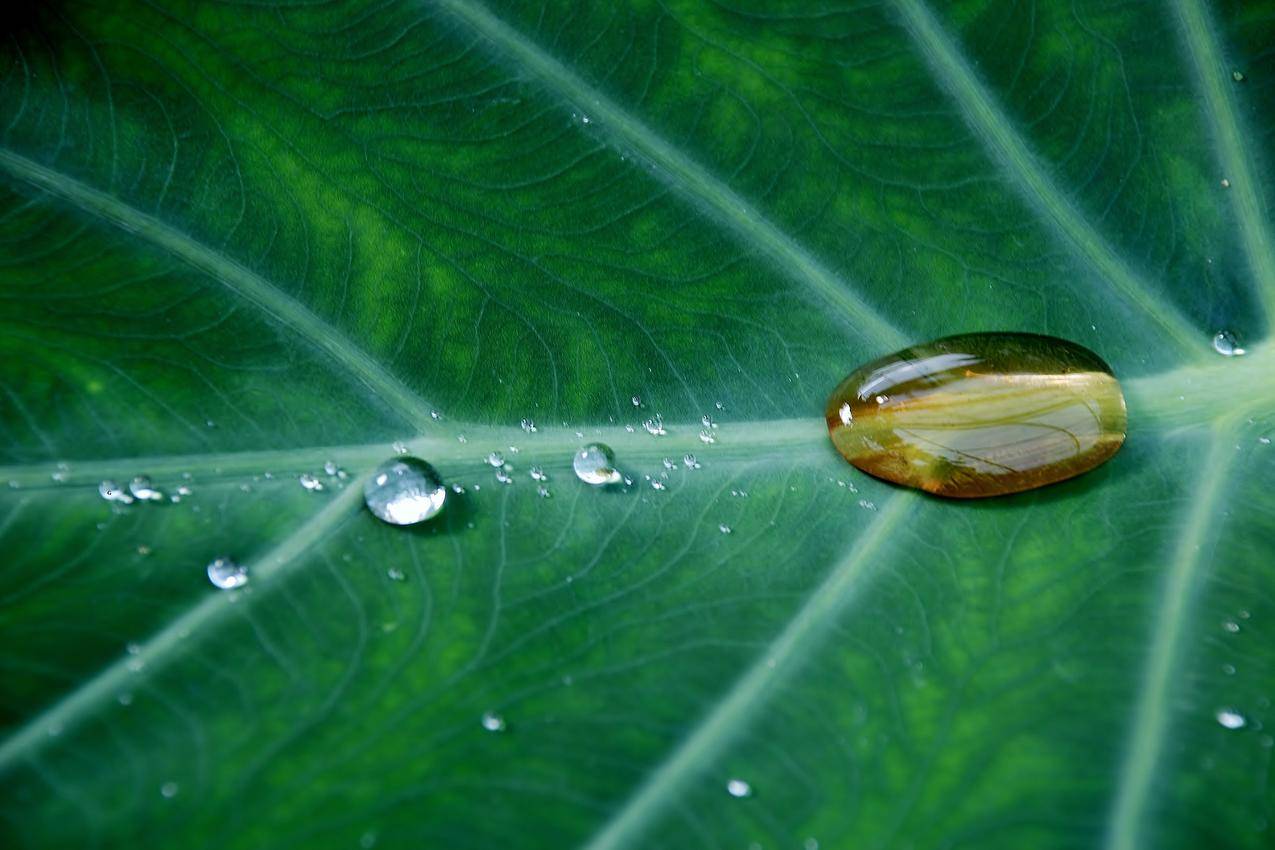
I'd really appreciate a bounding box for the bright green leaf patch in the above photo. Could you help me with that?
[1,2,1273,849]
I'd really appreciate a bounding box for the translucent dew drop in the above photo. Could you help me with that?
[495,468,514,485]
[206,557,248,590]
[698,429,716,444]
[363,457,447,526]
[387,568,407,582]
[323,460,338,476]
[1212,330,1246,357]
[1233,69,1245,82]
[683,453,701,469]
[1217,708,1246,729]
[160,782,179,799]
[719,524,732,534]
[520,418,538,433]
[486,451,506,468]
[99,479,134,504]
[726,778,752,798]
[529,466,548,482]
[573,443,622,485]
[129,475,164,502]
[299,473,325,492]
[481,711,506,732]
[642,415,667,436]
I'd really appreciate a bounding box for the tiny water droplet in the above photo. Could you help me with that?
[1233,70,1245,82]
[481,711,506,732]
[323,460,338,476]
[99,480,135,504]
[457,434,467,444]
[529,466,547,481]
[726,778,752,798]
[537,485,552,498]
[129,475,164,501]
[360,831,378,849]
[1212,331,1246,357]
[859,499,877,511]
[662,457,676,470]
[520,418,538,433]
[573,443,622,485]
[1222,663,1237,675]
[363,457,447,525]
[160,781,179,799]
[1224,620,1241,633]
[451,483,467,494]
[631,396,642,407]
[1221,178,1231,188]
[117,692,134,706]
[1217,709,1246,729]
[299,473,325,492]
[643,416,667,436]
[804,840,819,850]
[430,410,441,420]
[683,453,700,469]
[207,557,248,590]
[1259,436,1271,445]
[495,468,513,485]
[487,451,506,468]
[650,479,666,491]
[698,430,716,444]
[719,524,732,534]
[715,401,724,410]
[392,440,409,454]
[387,568,407,582]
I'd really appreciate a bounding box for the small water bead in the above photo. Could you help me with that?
[1224,620,1241,633]
[299,473,325,492]
[520,418,538,433]
[495,468,514,485]
[486,451,506,468]
[631,396,642,407]
[683,453,701,469]
[160,782,179,799]
[649,479,666,491]
[1221,178,1231,189]
[1217,709,1247,729]
[481,711,506,732]
[719,524,732,534]
[826,333,1127,498]
[387,568,407,582]
[529,466,548,482]
[207,557,248,590]
[99,480,135,505]
[323,460,338,476]
[726,778,752,798]
[1212,331,1246,357]
[451,483,467,495]
[698,430,716,444]
[573,443,622,485]
[701,414,717,429]
[392,440,409,455]
[537,485,552,498]
[363,457,447,526]
[129,475,164,501]
[662,458,676,470]
[643,416,667,436]
[1233,70,1246,82]
[117,692,134,707]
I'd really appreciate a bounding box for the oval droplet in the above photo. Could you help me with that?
[825,333,1127,498]
[573,443,621,485]
[206,557,248,590]
[363,457,447,525]
[1212,330,1246,357]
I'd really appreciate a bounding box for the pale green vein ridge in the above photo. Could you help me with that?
[580,494,913,850]
[891,0,1203,357]
[0,417,831,488]
[0,148,437,430]
[0,474,369,774]
[1171,0,1275,320]
[1103,433,1233,850]
[431,0,905,350]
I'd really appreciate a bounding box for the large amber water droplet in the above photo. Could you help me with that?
[825,333,1127,498]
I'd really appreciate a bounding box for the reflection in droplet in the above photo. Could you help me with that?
[573,443,621,485]
[299,473,325,492]
[481,711,506,732]
[1217,708,1246,729]
[206,557,248,590]
[643,416,667,436]
[726,778,752,798]
[363,457,447,525]
[129,475,164,501]
[1212,331,1246,357]
[487,451,506,468]
[529,466,548,481]
[99,480,134,504]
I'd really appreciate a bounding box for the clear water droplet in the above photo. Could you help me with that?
[387,568,406,582]
[99,480,134,504]
[642,416,667,436]
[715,401,724,410]
[662,457,676,470]
[495,468,513,485]
[299,473,325,492]
[323,460,338,476]
[1221,178,1231,188]
[1212,331,1247,356]
[719,524,732,534]
[486,451,506,468]
[520,418,538,433]
[573,443,622,485]
[129,475,164,501]
[117,692,134,706]
[649,479,666,491]
[701,414,717,429]
[1224,620,1241,633]
[631,395,641,407]
[451,483,467,494]
[698,430,716,444]
[392,440,409,454]
[363,457,447,525]
[206,557,247,590]
[529,466,547,481]
[726,778,752,798]
[430,410,441,420]
[537,485,551,498]
[859,499,877,511]
[1259,436,1271,445]
[1233,69,1246,82]
[1217,709,1246,729]
[683,453,700,469]
[360,831,378,849]
[481,711,506,732]
[160,781,179,799]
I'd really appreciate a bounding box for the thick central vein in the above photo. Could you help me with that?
[581,494,913,850]
[1171,0,1275,321]
[431,0,906,350]
[1104,432,1233,850]
[891,0,1204,357]
[0,148,437,431]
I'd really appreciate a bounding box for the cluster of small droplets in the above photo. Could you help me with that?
[643,415,667,436]
[698,430,716,444]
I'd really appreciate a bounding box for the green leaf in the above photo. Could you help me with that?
[1,1,1272,848]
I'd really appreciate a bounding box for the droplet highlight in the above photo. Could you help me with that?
[363,457,447,525]
[573,443,621,485]
[1212,330,1246,357]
